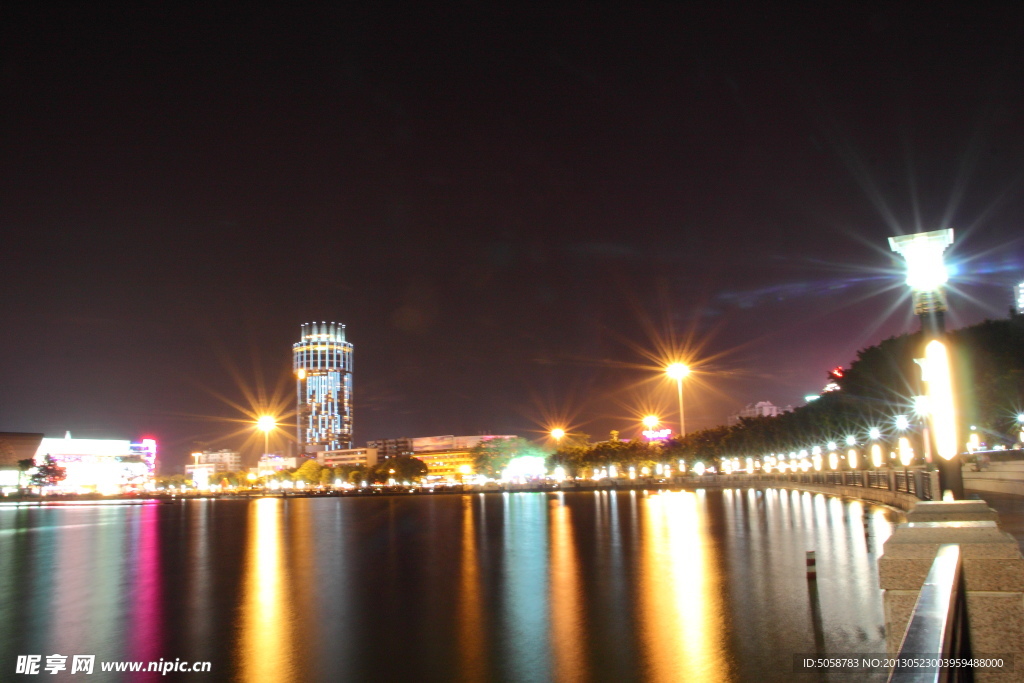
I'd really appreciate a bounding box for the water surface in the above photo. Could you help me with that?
[0,489,899,681]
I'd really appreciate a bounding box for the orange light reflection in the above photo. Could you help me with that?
[640,491,732,681]
[458,496,486,681]
[238,498,297,682]
[549,495,587,681]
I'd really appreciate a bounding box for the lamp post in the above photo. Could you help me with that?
[551,428,566,443]
[889,229,962,498]
[665,363,690,437]
[257,415,276,457]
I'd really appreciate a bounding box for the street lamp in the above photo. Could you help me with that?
[642,415,660,431]
[550,428,566,442]
[665,363,690,436]
[890,228,962,498]
[257,415,276,456]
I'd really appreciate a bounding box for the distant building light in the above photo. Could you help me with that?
[804,395,820,403]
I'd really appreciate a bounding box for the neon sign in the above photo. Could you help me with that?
[643,428,672,441]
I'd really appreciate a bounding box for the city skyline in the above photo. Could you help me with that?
[3,4,1024,473]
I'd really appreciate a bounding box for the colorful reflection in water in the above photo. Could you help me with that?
[0,490,900,682]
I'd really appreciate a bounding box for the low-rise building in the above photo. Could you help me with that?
[365,438,414,459]
[415,449,476,480]
[186,449,242,474]
[0,432,44,494]
[256,455,305,477]
[34,433,153,493]
[317,447,379,469]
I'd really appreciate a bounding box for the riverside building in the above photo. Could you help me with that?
[294,322,353,453]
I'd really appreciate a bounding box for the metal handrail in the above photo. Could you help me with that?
[888,543,972,683]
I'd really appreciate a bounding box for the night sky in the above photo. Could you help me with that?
[3,3,1023,472]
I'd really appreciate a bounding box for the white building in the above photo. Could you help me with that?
[256,454,306,477]
[727,401,789,426]
[186,449,242,474]
[35,433,153,493]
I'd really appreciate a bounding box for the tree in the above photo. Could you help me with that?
[470,437,548,478]
[30,455,67,488]
[293,459,323,484]
[320,468,335,487]
[372,456,428,483]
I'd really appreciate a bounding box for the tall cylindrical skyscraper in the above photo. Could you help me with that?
[294,322,353,453]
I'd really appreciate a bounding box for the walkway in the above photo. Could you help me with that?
[966,489,1024,554]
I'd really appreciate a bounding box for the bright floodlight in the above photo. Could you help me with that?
[869,427,881,440]
[921,339,958,460]
[1018,413,1024,424]
[257,415,276,432]
[642,415,660,429]
[550,428,566,440]
[888,229,954,292]
[666,363,690,380]
[845,435,856,446]
[894,415,910,430]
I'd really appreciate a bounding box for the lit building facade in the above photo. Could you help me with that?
[415,449,476,480]
[317,447,379,469]
[367,434,517,481]
[294,322,353,453]
[34,433,155,493]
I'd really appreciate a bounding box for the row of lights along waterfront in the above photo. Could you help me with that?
[246,230,992,491]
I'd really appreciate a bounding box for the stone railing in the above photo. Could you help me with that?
[880,501,1024,682]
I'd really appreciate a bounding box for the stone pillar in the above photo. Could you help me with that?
[879,500,1024,682]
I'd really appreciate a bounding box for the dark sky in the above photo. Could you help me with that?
[3,3,1024,471]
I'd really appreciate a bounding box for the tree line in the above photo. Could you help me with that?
[546,315,1024,476]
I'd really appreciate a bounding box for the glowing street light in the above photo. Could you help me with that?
[665,363,690,436]
[642,415,660,430]
[888,229,954,328]
[257,415,276,456]
[550,428,566,442]
[891,229,964,497]
[898,437,915,467]
[871,443,884,468]
[869,427,881,441]
[920,340,958,462]
[895,415,910,431]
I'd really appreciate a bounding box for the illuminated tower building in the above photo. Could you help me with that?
[294,322,353,453]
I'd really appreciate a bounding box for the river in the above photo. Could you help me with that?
[0,489,900,682]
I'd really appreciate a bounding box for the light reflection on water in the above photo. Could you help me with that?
[0,490,900,682]
[238,498,298,682]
